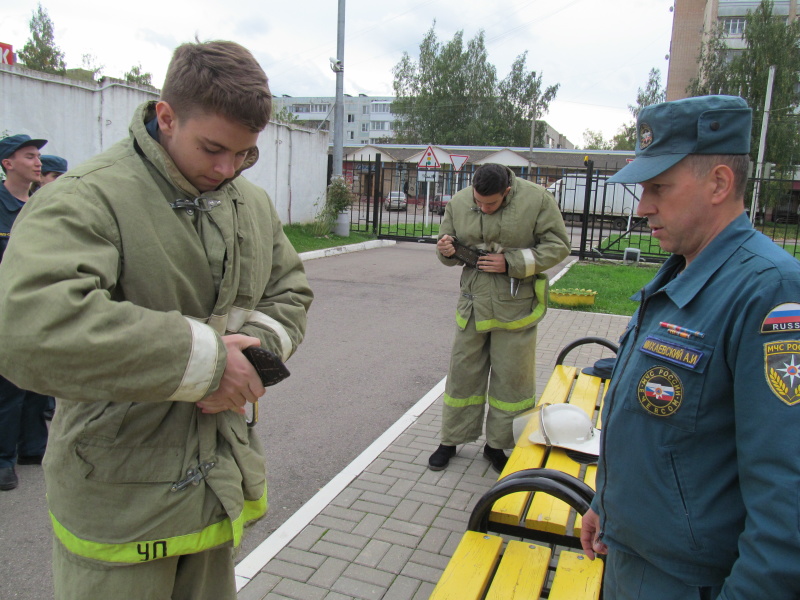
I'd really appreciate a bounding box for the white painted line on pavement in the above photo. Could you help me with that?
[299,239,396,261]
[548,257,578,286]
[234,376,447,591]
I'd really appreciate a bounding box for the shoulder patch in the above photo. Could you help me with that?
[761,303,800,334]
[637,366,683,417]
[764,340,800,405]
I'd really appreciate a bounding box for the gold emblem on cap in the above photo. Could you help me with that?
[639,123,654,150]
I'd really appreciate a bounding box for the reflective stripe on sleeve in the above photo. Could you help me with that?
[50,484,267,563]
[520,249,536,278]
[167,318,220,402]
[241,311,294,361]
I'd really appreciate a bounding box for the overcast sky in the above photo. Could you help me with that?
[5,0,675,146]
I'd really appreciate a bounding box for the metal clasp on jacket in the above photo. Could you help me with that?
[170,461,216,492]
[169,197,221,216]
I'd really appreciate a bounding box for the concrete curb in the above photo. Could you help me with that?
[299,239,397,261]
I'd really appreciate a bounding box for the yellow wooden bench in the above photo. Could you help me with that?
[430,337,616,599]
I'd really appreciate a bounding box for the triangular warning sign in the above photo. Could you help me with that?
[450,154,469,172]
[418,145,440,169]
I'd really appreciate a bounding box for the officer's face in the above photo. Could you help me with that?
[473,187,510,214]
[156,102,258,193]
[3,146,42,185]
[638,159,719,265]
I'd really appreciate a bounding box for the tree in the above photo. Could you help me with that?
[123,63,152,86]
[272,106,299,125]
[392,23,558,147]
[689,0,800,174]
[582,129,612,150]
[629,68,667,119]
[17,3,66,75]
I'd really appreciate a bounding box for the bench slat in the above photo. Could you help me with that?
[485,540,551,600]
[489,365,577,526]
[573,465,597,536]
[429,531,503,600]
[548,551,604,600]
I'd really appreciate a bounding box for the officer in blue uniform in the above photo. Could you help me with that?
[0,134,51,491]
[580,96,800,599]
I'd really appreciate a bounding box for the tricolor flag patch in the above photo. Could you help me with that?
[761,303,800,334]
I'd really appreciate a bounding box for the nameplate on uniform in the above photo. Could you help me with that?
[640,336,703,370]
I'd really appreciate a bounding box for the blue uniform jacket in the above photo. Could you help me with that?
[0,183,24,263]
[594,213,800,599]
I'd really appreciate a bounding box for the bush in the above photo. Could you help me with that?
[313,176,353,234]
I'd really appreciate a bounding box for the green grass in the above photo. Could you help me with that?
[283,223,376,253]
[550,261,660,316]
[600,233,669,257]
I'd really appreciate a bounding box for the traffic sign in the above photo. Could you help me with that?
[418,145,440,169]
[450,154,469,172]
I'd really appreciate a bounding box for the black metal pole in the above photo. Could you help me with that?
[371,153,381,234]
[579,158,594,261]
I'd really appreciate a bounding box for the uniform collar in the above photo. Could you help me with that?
[131,101,259,198]
[643,212,756,308]
[0,182,24,212]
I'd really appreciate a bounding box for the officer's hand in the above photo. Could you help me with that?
[438,235,455,258]
[196,334,266,415]
[478,253,507,273]
[580,508,608,560]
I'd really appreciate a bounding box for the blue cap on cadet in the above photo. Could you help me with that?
[0,134,48,162]
[41,155,68,174]
[608,95,752,184]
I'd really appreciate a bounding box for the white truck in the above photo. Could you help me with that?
[546,175,642,230]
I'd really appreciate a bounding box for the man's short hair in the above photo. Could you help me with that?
[161,40,273,133]
[684,154,750,199]
[472,164,510,196]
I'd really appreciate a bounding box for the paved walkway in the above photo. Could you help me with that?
[235,304,629,600]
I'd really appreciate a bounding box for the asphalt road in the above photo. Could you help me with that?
[0,242,574,599]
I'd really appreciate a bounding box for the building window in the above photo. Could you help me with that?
[361,123,370,132]
[310,104,330,113]
[372,103,391,113]
[292,104,310,113]
[361,139,369,144]
[722,17,746,35]
[347,114,355,122]
[348,131,355,140]
[362,105,370,114]
[371,121,389,131]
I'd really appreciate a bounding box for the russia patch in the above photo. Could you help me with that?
[764,340,800,405]
[761,303,800,334]
[637,366,684,417]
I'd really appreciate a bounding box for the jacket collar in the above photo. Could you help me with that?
[643,212,756,308]
[130,102,260,198]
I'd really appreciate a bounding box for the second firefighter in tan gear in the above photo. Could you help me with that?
[430,163,570,473]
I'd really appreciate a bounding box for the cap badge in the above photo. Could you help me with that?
[639,123,654,150]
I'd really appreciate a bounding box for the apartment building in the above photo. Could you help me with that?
[271,94,574,149]
[666,0,798,100]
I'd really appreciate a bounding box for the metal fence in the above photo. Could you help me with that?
[341,154,800,263]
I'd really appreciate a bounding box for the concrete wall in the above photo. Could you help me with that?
[1,63,327,224]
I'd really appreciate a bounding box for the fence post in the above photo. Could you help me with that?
[371,153,382,234]
[579,159,594,260]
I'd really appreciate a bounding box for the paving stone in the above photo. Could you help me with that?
[331,576,387,600]
[272,579,329,600]
[386,477,416,498]
[390,498,422,521]
[409,549,451,570]
[263,593,296,600]
[321,529,371,550]
[416,527,450,554]
[401,559,447,585]
[310,540,362,562]
[237,572,281,600]
[354,539,392,568]
[412,581,437,600]
[350,499,395,517]
[322,504,368,524]
[442,489,473,512]
[263,559,316,582]
[273,547,327,569]
[351,513,386,538]
[381,518,428,537]
[308,556,350,589]
[408,502,440,527]
[343,563,396,587]
[364,457,392,474]
[372,528,422,549]
[313,514,357,534]
[288,525,327,551]
[376,544,414,574]
[359,490,403,508]
[382,575,422,600]
[358,471,399,487]
[322,593,353,600]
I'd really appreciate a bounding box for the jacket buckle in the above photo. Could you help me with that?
[170,461,216,492]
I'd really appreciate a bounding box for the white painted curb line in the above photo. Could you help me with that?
[299,239,396,261]
[235,377,447,591]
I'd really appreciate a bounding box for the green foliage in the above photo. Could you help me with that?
[17,3,66,75]
[392,23,558,147]
[549,262,659,315]
[629,68,666,119]
[282,223,375,253]
[272,106,299,125]
[312,177,354,234]
[124,64,153,86]
[689,0,800,174]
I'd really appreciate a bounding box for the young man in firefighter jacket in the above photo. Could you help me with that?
[0,41,313,599]
[429,163,570,473]
[580,95,800,599]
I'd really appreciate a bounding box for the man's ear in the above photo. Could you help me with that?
[155,101,177,135]
[709,164,736,206]
[1,158,11,172]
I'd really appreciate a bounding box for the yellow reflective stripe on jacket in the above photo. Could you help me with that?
[457,277,548,332]
[50,485,267,563]
[443,393,486,408]
[488,395,537,412]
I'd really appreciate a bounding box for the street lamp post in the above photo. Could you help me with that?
[332,0,346,178]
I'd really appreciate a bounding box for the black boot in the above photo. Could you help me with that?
[428,444,457,471]
[483,444,508,474]
[0,467,18,491]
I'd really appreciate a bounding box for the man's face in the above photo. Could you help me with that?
[473,187,510,215]
[2,145,42,185]
[637,159,718,265]
[156,103,258,193]
[41,172,62,186]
